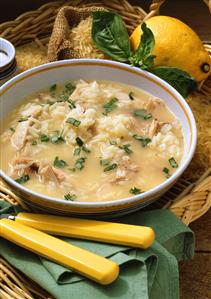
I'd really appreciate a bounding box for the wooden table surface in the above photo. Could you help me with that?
[0,1,211,298]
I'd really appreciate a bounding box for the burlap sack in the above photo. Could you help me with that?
[47,6,106,62]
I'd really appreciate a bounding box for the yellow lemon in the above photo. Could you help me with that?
[130,16,211,82]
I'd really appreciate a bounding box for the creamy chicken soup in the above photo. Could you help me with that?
[0,80,184,202]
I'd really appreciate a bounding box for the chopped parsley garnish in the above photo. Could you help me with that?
[75,157,86,170]
[51,134,65,144]
[100,159,110,166]
[129,91,135,100]
[119,144,133,155]
[110,140,117,145]
[129,187,142,195]
[65,82,76,95]
[10,127,15,132]
[18,115,30,122]
[133,109,152,120]
[133,134,151,147]
[40,134,50,142]
[57,93,69,102]
[53,156,68,168]
[74,147,81,156]
[82,146,91,153]
[103,98,118,115]
[66,117,81,127]
[15,175,30,184]
[50,83,57,95]
[47,100,55,106]
[163,167,171,178]
[68,100,76,109]
[104,163,118,172]
[64,193,77,201]
[31,140,37,145]
[168,157,178,168]
[76,137,84,147]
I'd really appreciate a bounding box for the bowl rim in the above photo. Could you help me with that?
[0,59,197,209]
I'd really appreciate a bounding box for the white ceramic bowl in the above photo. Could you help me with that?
[0,59,197,217]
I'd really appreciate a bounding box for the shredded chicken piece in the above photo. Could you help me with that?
[144,97,164,111]
[148,120,167,138]
[10,157,40,177]
[21,105,41,118]
[38,163,66,185]
[129,117,148,136]
[112,156,139,184]
[11,120,31,150]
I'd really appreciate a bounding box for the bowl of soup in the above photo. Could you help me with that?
[0,59,197,217]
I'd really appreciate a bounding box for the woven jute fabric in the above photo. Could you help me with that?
[47,6,106,62]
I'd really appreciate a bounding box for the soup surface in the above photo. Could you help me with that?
[0,80,184,202]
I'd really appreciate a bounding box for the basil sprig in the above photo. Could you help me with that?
[92,11,197,97]
[129,22,156,70]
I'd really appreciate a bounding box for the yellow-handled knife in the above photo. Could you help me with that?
[5,213,155,249]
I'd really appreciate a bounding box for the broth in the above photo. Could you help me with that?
[0,80,184,202]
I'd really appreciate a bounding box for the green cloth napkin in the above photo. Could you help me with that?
[0,201,194,299]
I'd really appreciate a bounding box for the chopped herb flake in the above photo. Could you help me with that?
[100,159,110,166]
[133,109,152,120]
[10,127,15,132]
[82,146,91,153]
[53,156,68,168]
[64,193,77,201]
[18,116,30,122]
[129,187,142,195]
[103,98,118,115]
[109,140,118,145]
[68,100,76,109]
[76,137,84,147]
[47,100,55,106]
[15,175,30,184]
[104,163,118,172]
[74,147,81,156]
[31,140,37,145]
[129,91,135,100]
[40,134,50,142]
[58,93,69,102]
[75,157,86,170]
[119,144,133,155]
[66,117,81,127]
[168,157,178,168]
[50,84,57,93]
[65,82,76,95]
[163,167,171,178]
[133,134,151,147]
[51,134,65,144]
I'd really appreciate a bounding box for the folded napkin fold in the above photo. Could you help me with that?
[0,201,194,299]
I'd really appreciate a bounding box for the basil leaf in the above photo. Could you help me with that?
[129,22,156,69]
[136,23,155,59]
[92,11,131,62]
[151,67,197,97]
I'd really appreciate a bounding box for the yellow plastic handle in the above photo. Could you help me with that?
[16,213,155,249]
[0,219,119,285]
